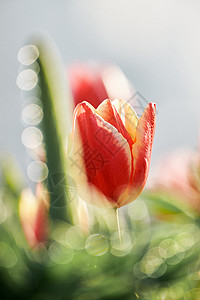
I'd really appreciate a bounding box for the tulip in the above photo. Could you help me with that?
[68,98,156,208]
[151,150,200,213]
[68,63,134,108]
[19,183,49,248]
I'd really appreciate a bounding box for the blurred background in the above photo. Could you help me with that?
[2,2,200,299]
[1,0,200,172]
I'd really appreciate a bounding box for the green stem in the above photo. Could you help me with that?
[116,208,122,245]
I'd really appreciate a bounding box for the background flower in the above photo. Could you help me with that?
[150,150,200,213]
[19,183,49,248]
[68,63,134,108]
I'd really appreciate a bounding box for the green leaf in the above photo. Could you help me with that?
[142,190,197,219]
[30,35,74,222]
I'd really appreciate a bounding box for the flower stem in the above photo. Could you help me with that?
[116,208,122,246]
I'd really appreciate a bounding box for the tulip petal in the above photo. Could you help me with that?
[34,183,49,244]
[112,99,139,142]
[69,64,108,108]
[96,99,134,148]
[117,103,156,207]
[72,101,132,204]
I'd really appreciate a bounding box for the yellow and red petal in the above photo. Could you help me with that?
[112,99,139,142]
[117,103,156,207]
[74,101,132,204]
[96,99,134,149]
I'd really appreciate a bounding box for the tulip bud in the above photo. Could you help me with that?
[68,63,134,108]
[19,183,49,248]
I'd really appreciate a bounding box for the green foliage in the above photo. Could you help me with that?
[1,175,200,299]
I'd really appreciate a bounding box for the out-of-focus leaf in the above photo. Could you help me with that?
[143,191,197,219]
[29,35,73,222]
[0,155,25,198]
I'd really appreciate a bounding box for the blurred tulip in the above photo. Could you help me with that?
[151,150,200,213]
[71,197,90,234]
[19,183,49,248]
[68,63,134,108]
[68,98,156,208]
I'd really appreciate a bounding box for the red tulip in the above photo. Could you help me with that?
[19,183,49,248]
[68,98,156,208]
[68,63,134,108]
